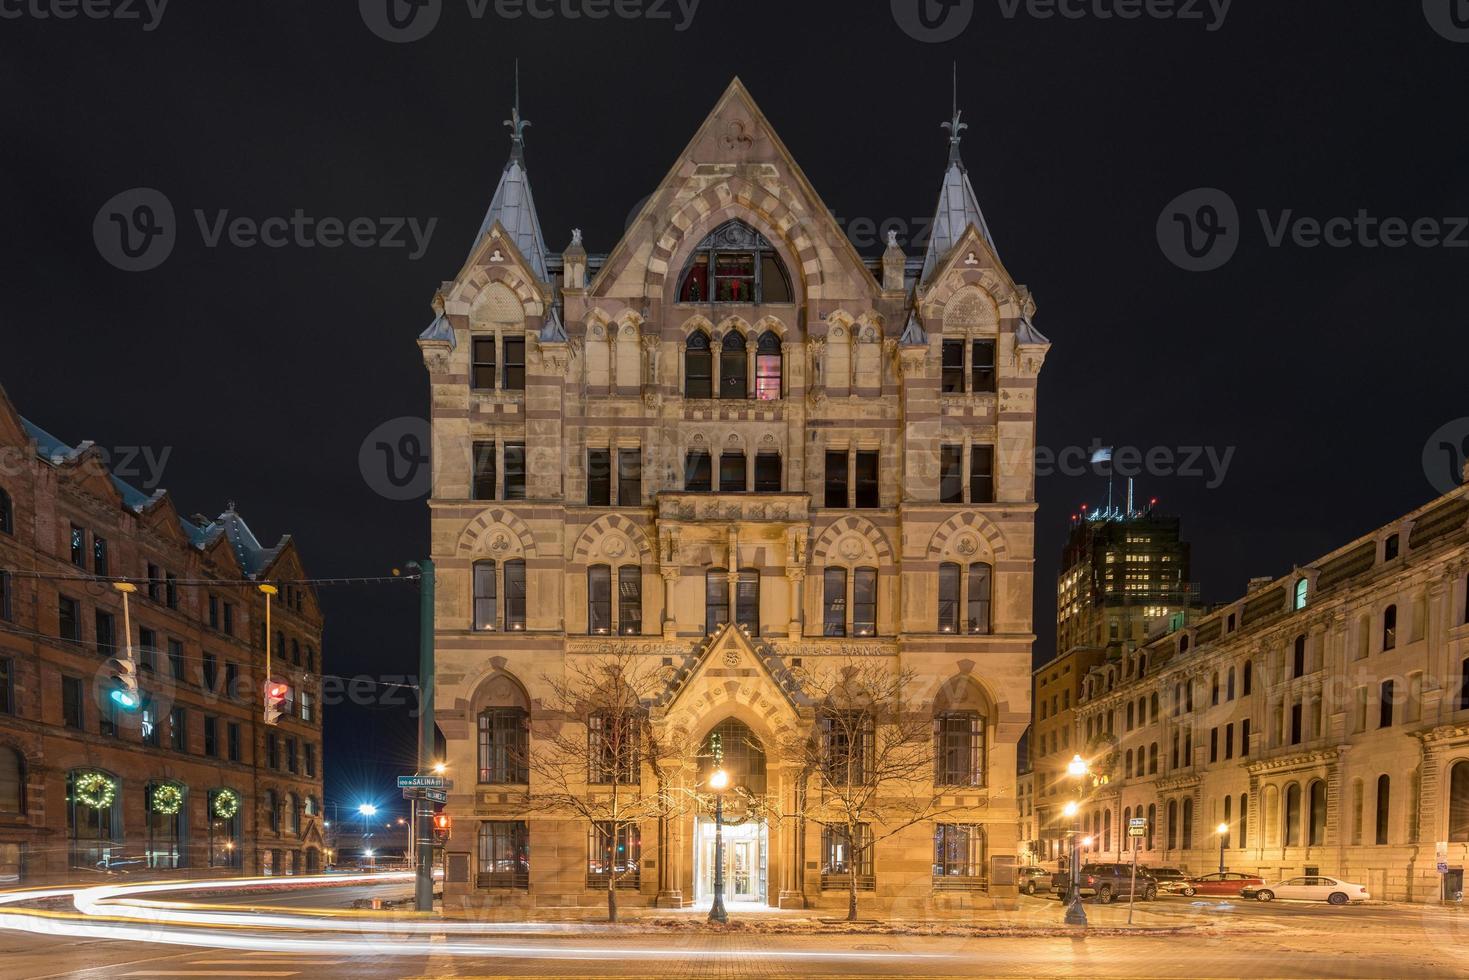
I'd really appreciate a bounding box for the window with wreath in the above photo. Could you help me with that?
[478,821,529,888]
[146,781,187,869]
[68,770,121,870]
[208,788,242,868]
[478,707,528,784]
[676,221,792,304]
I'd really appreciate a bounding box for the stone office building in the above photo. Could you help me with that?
[420,79,1049,912]
[0,385,325,880]
[1068,480,1469,902]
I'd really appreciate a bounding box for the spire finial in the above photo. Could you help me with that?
[504,59,530,162]
[940,61,967,167]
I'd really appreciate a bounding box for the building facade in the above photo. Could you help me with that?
[0,386,325,881]
[422,79,1049,912]
[1064,481,1469,902]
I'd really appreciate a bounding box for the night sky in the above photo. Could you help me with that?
[4,2,1467,819]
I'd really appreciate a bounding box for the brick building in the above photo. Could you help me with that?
[1067,479,1469,902]
[0,385,325,880]
[419,78,1050,912]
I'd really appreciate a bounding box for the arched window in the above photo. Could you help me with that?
[720,331,748,399]
[1171,730,1180,769]
[288,792,301,836]
[1138,695,1148,726]
[1383,605,1398,651]
[735,568,759,635]
[1211,672,1220,705]
[1125,749,1134,777]
[475,564,499,631]
[1375,774,1391,845]
[1146,803,1157,850]
[966,563,992,635]
[588,565,612,634]
[0,748,23,814]
[1243,660,1253,696]
[1138,653,1148,677]
[1239,793,1249,849]
[1149,742,1159,774]
[1167,800,1178,849]
[503,560,526,630]
[1308,781,1327,846]
[755,330,782,400]
[1227,667,1236,701]
[1126,703,1135,731]
[1294,577,1309,610]
[1293,635,1306,677]
[823,567,848,637]
[937,563,961,633]
[1181,799,1193,848]
[1449,761,1469,842]
[1103,809,1112,851]
[0,487,11,535]
[684,330,712,398]
[676,221,793,304]
[1179,634,1190,654]
[1285,783,1302,846]
[706,569,729,635]
[1150,692,1159,721]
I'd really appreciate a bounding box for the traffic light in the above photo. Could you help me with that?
[432,813,451,839]
[105,655,140,710]
[264,680,289,725]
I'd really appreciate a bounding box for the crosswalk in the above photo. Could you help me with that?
[121,950,348,977]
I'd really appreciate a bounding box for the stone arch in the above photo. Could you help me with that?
[752,314,790,339]
[571,514,654,566]
[921,262,1024,324]
[453,265,544,317]
[942,285,1000,336]
[678,313,716,338]
[927,512,1009,561]
[455,507,538,559]
[648,179,827,302]
[664,686,801,759]
[812,515,894,564]
[714,314,753,341]
[932,672,997,716]
[469,281,526,327]
[468,666,532,714]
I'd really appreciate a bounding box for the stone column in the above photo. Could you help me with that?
[662,570,679,639]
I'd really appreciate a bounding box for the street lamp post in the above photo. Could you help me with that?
[1064,754,1090,927]
[1216,822,1229,874]
[358,803,377,869]
[708,767,729,924]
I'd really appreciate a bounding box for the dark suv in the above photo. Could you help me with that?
[1051,863,1158,903]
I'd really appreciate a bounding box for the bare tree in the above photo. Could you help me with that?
[780,658,951,921]
[527,650,682,922]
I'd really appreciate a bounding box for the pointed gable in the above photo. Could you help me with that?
[653,625,812,745]
[921,102,999,286]
[465,86,548,283]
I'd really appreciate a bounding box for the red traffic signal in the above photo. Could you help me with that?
[432,813,451,834]
[264,681,290,726]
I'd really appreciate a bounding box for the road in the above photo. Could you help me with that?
[1,878,1466,978]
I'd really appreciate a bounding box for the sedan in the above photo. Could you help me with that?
[1241,876,1371,905]
[1180,871,1265,897]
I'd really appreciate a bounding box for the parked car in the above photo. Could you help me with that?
[1241,876,1371,905]
[1050,863,1159,903]
[1180,871,1265,897]
[1143,866,1191,893]
[1017,866,1051,895]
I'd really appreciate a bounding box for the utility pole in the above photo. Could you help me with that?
[415,559,436,913]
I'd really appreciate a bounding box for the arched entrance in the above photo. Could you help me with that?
[694,718,769,905]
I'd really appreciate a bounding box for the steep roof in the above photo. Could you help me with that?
[920,106,998,285]
[466,94,549,282]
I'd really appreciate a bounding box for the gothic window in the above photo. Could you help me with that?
[473,561,497,631]
[587,714,640,786]
[966,563,993,635]
[676,221,792,304]
[1181,798,1193,848]
[938,563,961,633]
[684,330,712,398]
[705,569,729,635]
[755,330,782,400]
[720,331,748,398]
[823,568,848,637]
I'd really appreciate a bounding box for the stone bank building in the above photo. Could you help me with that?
[420,79,1049,912]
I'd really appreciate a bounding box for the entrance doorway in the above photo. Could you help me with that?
[695,816,767,904]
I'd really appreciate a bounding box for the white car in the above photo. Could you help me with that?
[1241,875,1370,905]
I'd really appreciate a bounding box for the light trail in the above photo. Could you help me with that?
[0,876,951,963]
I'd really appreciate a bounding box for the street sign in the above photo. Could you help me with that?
[1128,818,1147,838]
[397,775,449,789]
[402,787,449,803]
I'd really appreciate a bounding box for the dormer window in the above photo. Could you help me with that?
[1383,534,1401,562]
[677,221,792,304]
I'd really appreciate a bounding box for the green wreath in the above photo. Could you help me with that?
[75,772,116,810]
[212,789,241,820]
[151,783,184,815]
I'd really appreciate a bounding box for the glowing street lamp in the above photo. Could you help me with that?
[1064,755,1090,927]
[357,803,377,868]
[1216,822,1230,874]
[708,766,730,924]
